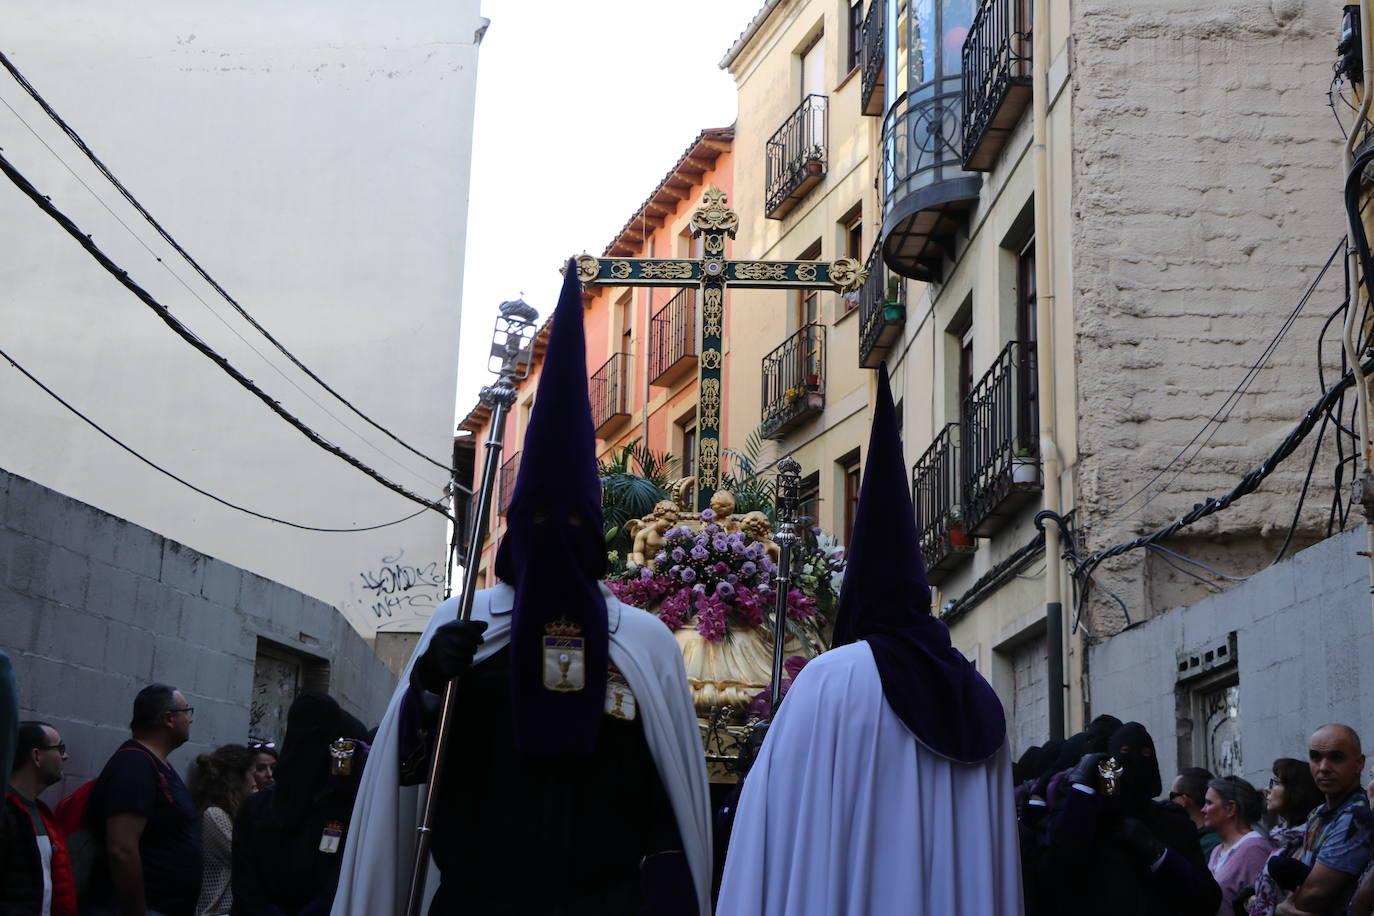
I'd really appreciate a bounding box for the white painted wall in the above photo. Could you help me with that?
[0,1,485,636]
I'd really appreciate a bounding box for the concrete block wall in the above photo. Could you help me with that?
[1088,524,1374,789]
[0,468,396,802]
[1069,0,1348,628]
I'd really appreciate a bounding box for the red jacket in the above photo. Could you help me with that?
[2,789,78,916]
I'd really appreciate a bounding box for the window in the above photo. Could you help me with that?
[680,420,698,480]
[958,324,975,406]
[251,639,329,745]
[796,240,824,329]
[1175,633,1240,776]
[841,453,861,545]
[847,0,864,72]
[1017,240,1039,442]
[840,208,863,314]
[799,471,821,528]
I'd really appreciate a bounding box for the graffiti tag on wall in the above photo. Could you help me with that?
[359,550,445,619]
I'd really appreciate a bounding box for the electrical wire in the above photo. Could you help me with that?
[1146,543,1251,581]
[1103,238,1343,523]
[0,49,454,476]
[0,90,447,493]
[0,149,453,521]
[0,344,437,532]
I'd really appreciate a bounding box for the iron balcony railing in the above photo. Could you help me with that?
[860,0,886,116]
[858,239,905,368]
[961,339,1040,535]
[649,288,697,385]
[497,450,520,517]
[766,94,828,219]
[961,0,1032,170]
[761,323,826,438]
[590,352,632,434]
[912,424,974,581]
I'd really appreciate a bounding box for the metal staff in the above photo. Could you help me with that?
[768,456,802,716]
[404,299,537,916]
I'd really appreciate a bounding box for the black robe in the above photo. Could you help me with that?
[419,647,685,916]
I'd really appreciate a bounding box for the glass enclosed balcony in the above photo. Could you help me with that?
[880,0,982,281]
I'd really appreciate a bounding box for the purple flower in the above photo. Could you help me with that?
[671,547,686,563]
[727,573,738,584]
[741,561,757,576]
[712,561,730,577]
[690,545,709,561]
[715,581,736,599]
[654,552,668,565]
[639,566,654,580]
[712,535,729,552]
[694,534,709,548]
[700,509,717,522]
[743,543,762,560]
[680,566,697,583]
[705,523,721,535]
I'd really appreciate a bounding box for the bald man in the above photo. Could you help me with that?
[1277,724,1374,916]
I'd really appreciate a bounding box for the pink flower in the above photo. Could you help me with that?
[786,588,817,620]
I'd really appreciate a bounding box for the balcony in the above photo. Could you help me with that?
[879,0,982,281]
[766,95,828,220]
[858,240,905,368]
[590,352,632,436]
[860,0,886,117]
[912,424,975,584]
[497,450,520,517]
[961,0,1032,171]
[761,323,825,439]
[649,288,698,387]
[961,340,1041,536]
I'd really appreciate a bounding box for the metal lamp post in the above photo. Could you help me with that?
[405,298,539,916]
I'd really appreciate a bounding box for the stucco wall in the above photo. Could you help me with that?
[0,2,485,637]
[1069,0,1348,628]
[1,467,396,803]
[1088,523,1373,788]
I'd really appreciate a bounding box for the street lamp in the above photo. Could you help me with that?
[407,297,539,916]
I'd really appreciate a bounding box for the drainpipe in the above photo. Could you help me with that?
[1032,0,1065,740]
[1344,0,1374,622]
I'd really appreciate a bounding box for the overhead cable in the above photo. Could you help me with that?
[0,344,436,533]
[0,49,453,475]
[0,149,452,521]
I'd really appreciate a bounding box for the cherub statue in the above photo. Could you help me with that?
[627,500,681,567]
[739,510,781,564]
[709,490,741,532]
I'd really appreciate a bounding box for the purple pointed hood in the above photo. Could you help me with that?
[494,260,608,755]
[831,362,1006,763]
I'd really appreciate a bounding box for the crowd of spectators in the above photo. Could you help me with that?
[0,680,368,916]
[1016,719,1374,916]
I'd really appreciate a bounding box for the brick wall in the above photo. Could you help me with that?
[0,468,396,802]
[1069,0,1348,628]
[1088,524,1373,788]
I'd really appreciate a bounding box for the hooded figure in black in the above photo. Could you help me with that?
[403,262,695,916]
[1038,720,1221,916]
[231,692,369,916]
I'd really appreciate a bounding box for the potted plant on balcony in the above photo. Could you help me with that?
[805,373,820,391]
[945,510,974,548]
[1011,447,1041,485]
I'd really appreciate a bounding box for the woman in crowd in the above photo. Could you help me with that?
[1198,775,1271,916]
[232,693,368,916]
[1244,758,1322,915]
[188,743,259,916]
[248,742,278,790]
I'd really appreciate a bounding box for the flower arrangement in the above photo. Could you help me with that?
[608,509,846,643]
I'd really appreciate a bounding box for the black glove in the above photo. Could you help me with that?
[1267,854,1311,891]
[1114,815,1165,865]
[410,619,488,693]
[1068,752,1111,793]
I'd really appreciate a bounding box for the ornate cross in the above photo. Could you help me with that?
[576,186,864,510]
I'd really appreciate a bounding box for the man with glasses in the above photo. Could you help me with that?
[2,721,77,914]
[87,684,201,916]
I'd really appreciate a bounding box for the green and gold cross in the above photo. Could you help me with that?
[575,187,865,511]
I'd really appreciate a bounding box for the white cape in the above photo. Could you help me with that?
[717,641,1024,916]
[331,583,713,916]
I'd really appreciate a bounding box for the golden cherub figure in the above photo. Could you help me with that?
[627,500,681,567]
[709,490,740,532]
[739,510,781,565]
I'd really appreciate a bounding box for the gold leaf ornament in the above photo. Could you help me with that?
[828,257,866,293]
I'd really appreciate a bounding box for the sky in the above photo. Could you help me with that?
[453,1,754,425]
